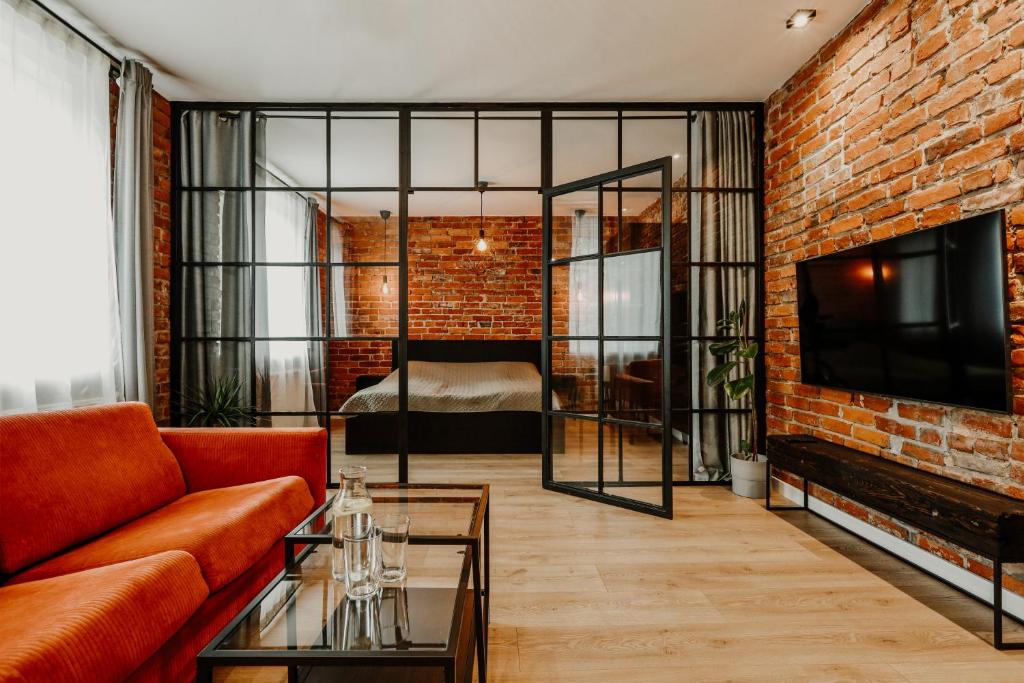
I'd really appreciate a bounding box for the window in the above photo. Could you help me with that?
[0,0,122,414]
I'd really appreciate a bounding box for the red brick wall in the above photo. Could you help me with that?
[765,0,1024,585]
[109,81,172,425]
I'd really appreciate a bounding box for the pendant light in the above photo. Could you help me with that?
[379,209,391,295]
[476,181,489,252]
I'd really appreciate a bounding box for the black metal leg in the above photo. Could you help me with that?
[484,499,491,629]
[195,662,213,683]
[803,478,809,509]
[765,463,808,511]
[991,560,1024,650]
[470,540,487,683]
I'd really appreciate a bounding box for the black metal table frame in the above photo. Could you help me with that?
[197,483,490,682]
[765,462,1024,651]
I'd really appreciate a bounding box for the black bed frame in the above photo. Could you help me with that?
[343,340,545,454]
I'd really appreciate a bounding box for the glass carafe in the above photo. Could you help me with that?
[332,466,374,581]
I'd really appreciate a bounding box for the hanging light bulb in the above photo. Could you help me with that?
[379,209,391,294]
[476,181,489,252]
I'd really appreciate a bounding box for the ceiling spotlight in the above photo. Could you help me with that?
[787,9,816,29]
[672,153,681,159]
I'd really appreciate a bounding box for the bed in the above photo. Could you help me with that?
[341,340,549,454]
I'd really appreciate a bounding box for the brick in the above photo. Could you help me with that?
[959,413,1013,438]
[852,425,891,448]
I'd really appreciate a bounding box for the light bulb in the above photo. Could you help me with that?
[476,237,488,252]
[381,277,390,295]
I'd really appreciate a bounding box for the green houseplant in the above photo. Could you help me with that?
[181,375,254,427]
[705,300,765,498]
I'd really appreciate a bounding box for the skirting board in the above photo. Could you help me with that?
[776,479,1024,621]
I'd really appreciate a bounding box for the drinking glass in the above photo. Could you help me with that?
[379,513,410,583]
[343,512,381,599]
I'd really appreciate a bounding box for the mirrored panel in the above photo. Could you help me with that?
[479,118,541,187]
[329,193,401,263]
[254,191,323,263]
[259,111,327,188]
[180,191,252,262]
[551,415,598,490]
[603,250,662,337]
[254,266,323,338]
[690,110,755,189]
[604,340,662,422]
[330,266,399,337]
[553,115,617,185]
[179,266,252,338]
[178,341,253,425]
[330,116,399,187]
[551,261,598,337]
[690,192,757,263]
[254,340,326,423]
[600,422,664,506]
[551,339,599,415]
[411,117,474,187]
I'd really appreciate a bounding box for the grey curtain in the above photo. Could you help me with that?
[178,111,264,407]
[691,110,755,480]
[113,59,154,407]
[304,197,325,418]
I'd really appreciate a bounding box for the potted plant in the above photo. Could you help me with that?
[181,375,255,427]
[705,300,765,498]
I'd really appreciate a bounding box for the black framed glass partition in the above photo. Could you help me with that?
[170,104,763,490]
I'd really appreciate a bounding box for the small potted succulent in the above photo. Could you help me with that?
[181,375,254,427]
[706,300,765,498]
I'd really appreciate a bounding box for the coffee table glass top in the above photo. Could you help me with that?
[215,543,468,653]
[290,484,486,541]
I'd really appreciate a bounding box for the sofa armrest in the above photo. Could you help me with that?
[159,428,327,507]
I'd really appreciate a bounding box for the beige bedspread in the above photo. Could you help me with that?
[339,360,554,413]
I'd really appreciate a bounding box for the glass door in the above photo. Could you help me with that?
[542,158,673,518]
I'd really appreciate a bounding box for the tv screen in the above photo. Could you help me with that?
[796,210,1009,412]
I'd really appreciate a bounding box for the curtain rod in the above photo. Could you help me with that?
[29,0,122,77]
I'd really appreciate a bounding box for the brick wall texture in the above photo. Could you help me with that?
[109,80,172,425]
[765,0,1024,586]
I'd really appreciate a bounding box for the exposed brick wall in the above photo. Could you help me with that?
[765,0,1024,586]
[109,80,172,425]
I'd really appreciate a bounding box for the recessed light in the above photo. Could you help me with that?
[672,153,681,159]
[786,9,816,29]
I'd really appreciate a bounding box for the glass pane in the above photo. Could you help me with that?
[330,337,396,484]
[670,340,691,410]
[670,411,691,482]
[694,266,756,337]
[695,341,753,410]
[551,415,597,489]
[668,194,690,264]
[551,261,597,337]
[690,192,757,263]
[255,267,321,338]
[601,422,664,506]
[694,411,749,482]
[411,118,474,186]
[178,110,252,188]
[180,191,252,262]
[551,189,600,260]
[551,340,598,415]
[254,340,326,423]
[603,187,662,254]
[690,110,755,189]
[254,191,323,263]
[479,118,540,187]
[178,341,253,425]
[259,112,326,188]
[553,116,617,185]
[179,266,252,338]
[603,251,661,337]
[330,117,399,187]
[622,116,687,187]
[670,265,689,337]
[604,340,662,421]
[330,194,400,263]
[330,266,399,337]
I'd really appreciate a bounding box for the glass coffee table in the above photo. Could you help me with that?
[197,484,489,683]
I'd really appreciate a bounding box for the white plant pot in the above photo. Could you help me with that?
[730,453,767,499]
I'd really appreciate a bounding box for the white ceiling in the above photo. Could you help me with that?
[57,0,867,103]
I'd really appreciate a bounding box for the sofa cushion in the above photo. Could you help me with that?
[0,551,207,683]
[0,403,187,575]
[11,476,313,592]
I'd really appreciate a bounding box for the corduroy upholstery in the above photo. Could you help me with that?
[0,552,207,683]
[160,427,327,507]
[0,403,326,683]
[10,477,312,591]
[0,403,187,574]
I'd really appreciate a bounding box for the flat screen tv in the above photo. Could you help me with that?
[796,209,1009,412]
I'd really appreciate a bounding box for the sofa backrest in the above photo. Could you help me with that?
[0,402,187,575]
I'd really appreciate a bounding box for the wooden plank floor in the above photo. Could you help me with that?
[220,453,1024,682]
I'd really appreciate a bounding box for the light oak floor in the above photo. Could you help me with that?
[221,453,1024,682]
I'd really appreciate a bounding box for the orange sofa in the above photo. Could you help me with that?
[0,402,326,683]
